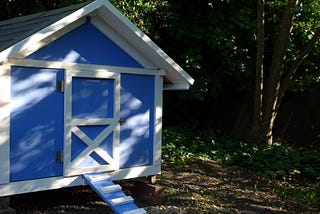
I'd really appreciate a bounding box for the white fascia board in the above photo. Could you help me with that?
[163,82,192,90]
[0,0,103,62]
[97,1,194,88]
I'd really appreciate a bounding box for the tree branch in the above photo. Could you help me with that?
[278,26,320,107]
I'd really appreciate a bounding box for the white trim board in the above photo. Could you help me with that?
[63,69,120,176]
[0,64,10,184]
[7,59,165,76]
[154,75,163,166]
[0,165,160,197]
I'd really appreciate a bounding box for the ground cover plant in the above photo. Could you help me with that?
[162,126,320,207]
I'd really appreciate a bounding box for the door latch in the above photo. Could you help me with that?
[119,118,127,125]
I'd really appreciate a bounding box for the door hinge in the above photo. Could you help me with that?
[56,150,63,163]
[57,80,64,92]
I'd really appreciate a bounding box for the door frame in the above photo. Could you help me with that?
[63,69,120,176]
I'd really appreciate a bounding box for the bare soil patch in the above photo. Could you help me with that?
[10,157,320,213]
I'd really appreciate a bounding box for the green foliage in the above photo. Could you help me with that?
[273,181,320,205]
[164,0,257,101]
[110,0,169,34]
[162,127,213,167]
[285,0,320,93]
[162,127,320,181]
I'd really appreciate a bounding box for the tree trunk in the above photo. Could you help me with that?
[251,0,265,143]
[252,0,299,145]
[5,0,11,19]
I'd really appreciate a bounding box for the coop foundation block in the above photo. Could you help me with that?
[0,197,15,214]
[131,180,165,206]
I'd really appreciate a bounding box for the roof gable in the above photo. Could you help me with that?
[0,0,194,90]
[26,19,142,68]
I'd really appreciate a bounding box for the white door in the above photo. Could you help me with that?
[64,69,120,176]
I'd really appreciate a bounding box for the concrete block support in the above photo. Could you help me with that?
[0,197,15,214]
[131,181,165,206]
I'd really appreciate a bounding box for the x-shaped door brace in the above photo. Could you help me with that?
[70,122,117,168]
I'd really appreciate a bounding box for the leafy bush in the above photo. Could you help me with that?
[273,181,320,204]
[162,126,320,181]
[162,127,214,166]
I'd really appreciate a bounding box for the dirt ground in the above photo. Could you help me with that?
[9,157,320,213]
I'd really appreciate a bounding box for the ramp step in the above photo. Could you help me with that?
[83,173,145,214]
[100,184,122,194]
[87,173,111,183]
[123,208,147,214]
[109,196,134,206]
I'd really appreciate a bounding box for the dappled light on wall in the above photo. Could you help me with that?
[119,74,155,168]
[10,66,64,181]
[10,68,57,119]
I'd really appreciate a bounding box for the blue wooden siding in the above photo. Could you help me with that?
[119,74,155,168]
[25,20,142,68]
[10,67,64,181]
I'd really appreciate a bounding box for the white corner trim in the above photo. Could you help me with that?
[0,63,10,184]
[154,75,163,166]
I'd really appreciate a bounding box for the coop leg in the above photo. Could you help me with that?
[0,197,15,214]
[147,175,156,184]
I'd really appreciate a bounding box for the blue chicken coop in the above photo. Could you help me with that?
[0,0,193,213]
